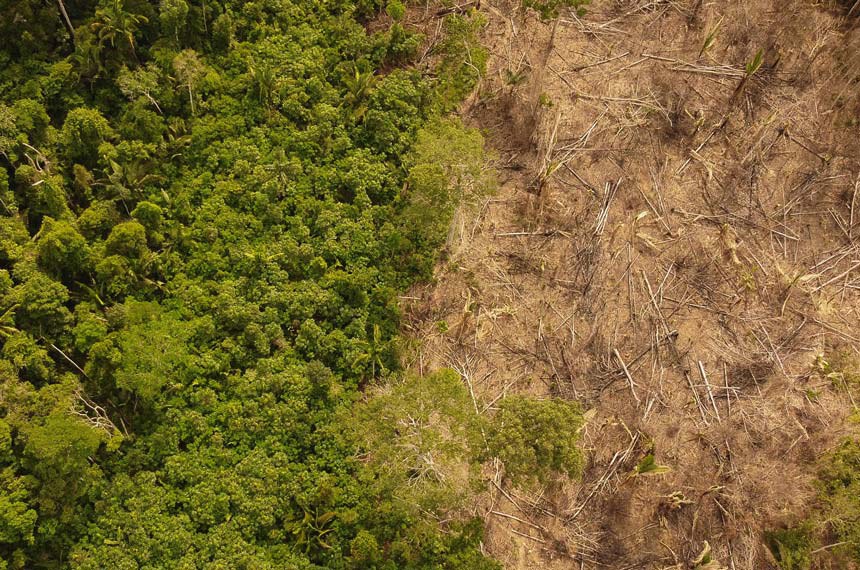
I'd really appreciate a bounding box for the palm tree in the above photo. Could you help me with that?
[0,304,19,338]
[352,324,390,380]
[90,0,148,61]
[95,158,162,214]
[342,65,376,121]
[72,37,107,81]
[248,61,276,109]
[287,508,336,554]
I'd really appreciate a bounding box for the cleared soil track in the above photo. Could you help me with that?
[405,1,860,568]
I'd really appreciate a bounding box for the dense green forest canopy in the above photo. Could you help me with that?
[0,0,522,567]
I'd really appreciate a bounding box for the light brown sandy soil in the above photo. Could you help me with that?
[403,0,860,568]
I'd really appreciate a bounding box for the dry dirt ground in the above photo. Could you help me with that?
[403,0,860,568]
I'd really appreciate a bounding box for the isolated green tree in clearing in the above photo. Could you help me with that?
[487,396,585,485]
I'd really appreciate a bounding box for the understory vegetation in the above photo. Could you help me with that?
[0,1,583,568]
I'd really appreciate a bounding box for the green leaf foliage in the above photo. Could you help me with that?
[816,439,860,563]
[632,454,672,477]
[766,438,860,568]
[487,396,585,485]
[765,524,814,570]
[434,14,489,109]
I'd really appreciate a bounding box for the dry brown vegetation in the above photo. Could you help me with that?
[403,1,860,568]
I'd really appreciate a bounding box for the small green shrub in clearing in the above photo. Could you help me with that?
[815,349,860,390]
[523,0,590,21]
[765,524,814,570]
[632,454,671,477]
[538,93,554,108]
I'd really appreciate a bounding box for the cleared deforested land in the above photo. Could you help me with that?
[405,1,860,568]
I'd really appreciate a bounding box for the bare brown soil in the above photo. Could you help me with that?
[404,1,860,568]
